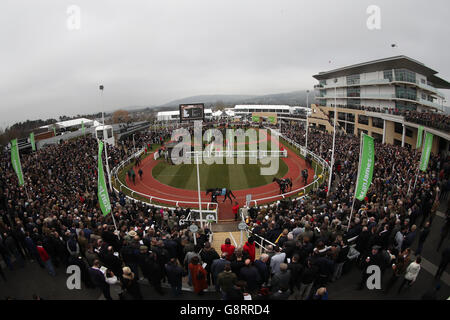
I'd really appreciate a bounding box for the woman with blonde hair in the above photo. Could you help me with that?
[120,266,143,300]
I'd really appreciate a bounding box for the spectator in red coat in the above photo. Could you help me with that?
[221,238,235,261]
[189,256,208,295]
[243,237,256,262]
[37,242,56,276]
[232,202,240,221]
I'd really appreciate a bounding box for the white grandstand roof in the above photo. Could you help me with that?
[157,108,213,116]
[40,118,96,129]
[157,110,179,116]
[234,105,291,110]
[212,110,223,117]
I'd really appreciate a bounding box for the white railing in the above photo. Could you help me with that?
[185,150,288,158]
[111,148,219,224]
[112,131,328,219]
[246,129,331,207]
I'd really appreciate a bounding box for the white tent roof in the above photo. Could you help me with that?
[234,105,290,110]
[157,111,180,116]
[212,110,223,117]
[225,110,235,116]
[39,118,94,129]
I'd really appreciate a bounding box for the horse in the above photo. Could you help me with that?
[206,188,236,204]
[272,177,293,194]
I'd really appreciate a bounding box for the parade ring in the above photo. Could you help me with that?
[112,130,329,221]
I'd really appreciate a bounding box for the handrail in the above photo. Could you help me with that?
[248,129,331,207]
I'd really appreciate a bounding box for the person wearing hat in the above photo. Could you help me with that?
[120,266,143,300]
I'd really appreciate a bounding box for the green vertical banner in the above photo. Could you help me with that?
[419,132,433,172]
[355,134,375,201]
[416,126,424,149]
[81,121,85,136]
[53,127,56,136]
[30,132,36,151]
[11,139,25,186]
[97,141,111,216]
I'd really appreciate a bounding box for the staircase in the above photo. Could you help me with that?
[210,221,261,260]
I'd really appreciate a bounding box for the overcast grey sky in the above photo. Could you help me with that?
[1,0,449,128]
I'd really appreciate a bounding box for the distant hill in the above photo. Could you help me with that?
[152,90,316,111]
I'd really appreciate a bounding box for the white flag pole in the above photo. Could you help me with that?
[413,130,426,190]
[100,85,117,231]
[327,83,337,196]
[196,153,203,229]
[347,133,364,231]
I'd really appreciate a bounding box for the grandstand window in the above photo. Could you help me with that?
[346,74,360,85]
[394,69,416,83]
[319,79,327,86]
[394,139,402,146]
[384,70,393,81]
[347,113,355,122]
[358,115,369,125]
[395,86,417,101]
[394,122,403,134]
[347,123,355,135]
[405,127,413,137]
[372,117,384,129]
[347,87,360,97]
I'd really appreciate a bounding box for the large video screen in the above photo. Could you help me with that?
[179,103,204,122]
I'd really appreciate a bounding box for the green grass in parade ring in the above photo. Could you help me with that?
[152,157,289,191]
[152,130,288,191]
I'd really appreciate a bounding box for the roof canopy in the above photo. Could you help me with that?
[313,55,450,89]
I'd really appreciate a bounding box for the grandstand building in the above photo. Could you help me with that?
[309,56,450,155]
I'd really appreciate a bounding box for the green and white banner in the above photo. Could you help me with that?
[355,134,375,201]
[30,132,36,151]
[419,132,433,172]
[11,139,25,186]
[97,141,111,216]
[268,116,276,124]
[416,126,424,149]
[53,127,56,136]
[252,115,260,122]
[81,121,85,136]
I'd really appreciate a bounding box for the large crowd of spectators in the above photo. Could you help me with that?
[328,104,450,132]
[0,121,449,300]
